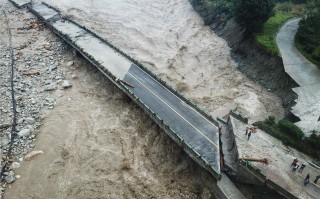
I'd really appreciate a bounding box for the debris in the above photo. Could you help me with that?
[15,44,27,50]
[119,80,134,88]
[24,117,35,124]
[4,171,15,184]
[44,43,52,51]
[28,21,45,31]
[66,61,74,66]
[62,80,72,89]
[22,71,40,76]
[239,157,269,165]
[25,150,44,161]
[0,124,11,129]
[11,162,20,170]
[17,129,31,137]
[48,63,58,71]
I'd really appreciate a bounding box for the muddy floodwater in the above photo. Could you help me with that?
[42,0,284,121]
[4,0,285,198]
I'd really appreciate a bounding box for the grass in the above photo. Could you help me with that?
[255,3,306,55]
[296,43,320,67]
[255,12,294,55]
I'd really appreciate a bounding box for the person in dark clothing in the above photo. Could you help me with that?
[314,175,320,184]
[291,158,298,166]
[247,131,252,140]
[304,173,310,186]
[245,126,249,135]
[292,164,299,172]
[298,164,306,173]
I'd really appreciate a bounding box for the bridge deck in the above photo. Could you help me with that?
[29,3,221,179]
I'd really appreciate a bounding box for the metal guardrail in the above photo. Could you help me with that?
[27,3,221,180]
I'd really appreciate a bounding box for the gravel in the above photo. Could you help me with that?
[0,4,74,195]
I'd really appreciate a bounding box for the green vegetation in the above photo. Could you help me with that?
[188,0,234,25]
[255,12,294,54]
[256,117,320,160]
[234,0,275,33]
[255,2,307,55]
[295,12,320,66]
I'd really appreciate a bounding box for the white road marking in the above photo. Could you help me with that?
[125,68,219,149]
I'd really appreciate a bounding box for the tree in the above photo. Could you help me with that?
[295,12,320,62]
[234,0,275,34]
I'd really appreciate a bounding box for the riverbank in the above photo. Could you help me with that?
[189,0,298,118]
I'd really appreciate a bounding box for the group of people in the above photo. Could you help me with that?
[291,158,306,173]
[245,126,257,141]
[290,158,320,186]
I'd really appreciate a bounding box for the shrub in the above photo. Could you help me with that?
[234,0,275,33]
[277,119,304,140]
[295,10,320,66]
[257,120,320,160]
[265,116,276,126]
[277,2,292,12]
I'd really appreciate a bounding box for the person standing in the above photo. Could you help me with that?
[314,175,320,184]
[292,164,299,172]
[298,164,306,173]
[304,173,310,186]
[291,158,298,166]
[247,130,252,141]
[245,126,249,135]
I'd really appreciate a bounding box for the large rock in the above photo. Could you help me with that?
[66,61,74,66]
[11,162,21,169]
[4,171,15,184]
[18,129,31,137]
[24,117,35,124]
[62,80,72,89]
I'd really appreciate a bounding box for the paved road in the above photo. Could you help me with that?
[277,18,320,133]
[30,3,221,177]
[276,18,320,86]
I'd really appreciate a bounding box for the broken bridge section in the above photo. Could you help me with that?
[26,2,221,179]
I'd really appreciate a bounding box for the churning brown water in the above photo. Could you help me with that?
[4,0,284,198]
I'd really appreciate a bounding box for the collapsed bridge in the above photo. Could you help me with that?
[15,1,222,180]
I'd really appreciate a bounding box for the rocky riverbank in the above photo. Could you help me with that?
[0,3,75,194]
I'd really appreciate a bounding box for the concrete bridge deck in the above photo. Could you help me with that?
[27,2,221,179]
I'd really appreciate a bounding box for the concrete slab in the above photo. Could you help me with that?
[8,0,30,8]
[52,21,132,79]
[217,173,246,199]
[291,84,320,134]
[32,3,59,20]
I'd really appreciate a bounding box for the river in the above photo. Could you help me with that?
[42,0,284,121]
[4,0,285,198]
